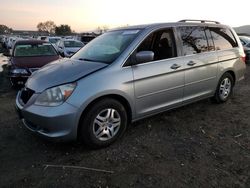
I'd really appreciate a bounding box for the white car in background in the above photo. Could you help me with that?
[56,39,84,57]
[45,36,61,49]
[7,37,20,49]
[6,36,30,50]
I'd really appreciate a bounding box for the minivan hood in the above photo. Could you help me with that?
[26,58,108,92]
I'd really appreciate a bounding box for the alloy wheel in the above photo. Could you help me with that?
[219,77,232,100]
[93,108,121,141]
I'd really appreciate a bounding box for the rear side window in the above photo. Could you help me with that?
[179,26,208,55]
[210,27,238,50]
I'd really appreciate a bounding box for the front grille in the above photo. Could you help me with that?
[20,87,35,104]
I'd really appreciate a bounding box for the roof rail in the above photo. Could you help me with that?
[179,19,220,24]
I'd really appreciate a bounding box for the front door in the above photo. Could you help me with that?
[131,28,185,118]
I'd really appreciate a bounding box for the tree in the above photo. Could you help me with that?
[96,25,109,34]
[37,21,56,34]
[0,25,13,34]
[55,25,72,36]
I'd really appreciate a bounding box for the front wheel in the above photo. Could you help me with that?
[79,98,128,148]
[213,73,234,103]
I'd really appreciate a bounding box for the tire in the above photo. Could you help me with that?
[79,98,128,148]
[213,72,234,103]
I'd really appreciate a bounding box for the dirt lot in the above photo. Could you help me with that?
[0,51,249,188]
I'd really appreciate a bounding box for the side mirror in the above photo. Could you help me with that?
[136,51,154,64]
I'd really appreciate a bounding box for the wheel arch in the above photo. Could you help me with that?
[226,70,236,85]
[77,94,133,139]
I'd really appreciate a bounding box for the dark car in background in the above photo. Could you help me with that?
[239,36,250,64]
[243,43,250,64]
[80,34,96,45]
[239,36,250,46]
[8,40,60,86]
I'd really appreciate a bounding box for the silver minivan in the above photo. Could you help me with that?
[16,20,246,148]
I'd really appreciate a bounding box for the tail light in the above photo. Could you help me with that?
[241,55,246,63]
[240,51,246,63]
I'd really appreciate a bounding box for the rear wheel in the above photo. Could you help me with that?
[79,98,127,148]
[213,73,234,103]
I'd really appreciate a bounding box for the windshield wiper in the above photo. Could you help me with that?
[78,58,110,64]
[78,58,96,62]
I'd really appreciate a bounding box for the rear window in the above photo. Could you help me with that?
[49,38,60,44]
[179,26,208,55]
[210,27,238,50]
[64,41,83,48]
[14,43,57,57]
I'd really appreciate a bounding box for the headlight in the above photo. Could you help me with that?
[11,68,28,74]
[34,83,77,106]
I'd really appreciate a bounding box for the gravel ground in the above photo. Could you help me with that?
[0,51,249,188]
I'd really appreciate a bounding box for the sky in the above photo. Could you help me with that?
[0,0,249,32]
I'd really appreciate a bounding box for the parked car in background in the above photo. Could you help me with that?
[2,36,9,48]
[8,40,60,86]
[0,35,5,44]
[243,43,250,64]
[239,36,250,46]
[7,37,18,49]
[238,36,250,64]
[16,20,246,148]
[80,34,96,45]
[37,36,47,41]
[21,35,33,40]
[56,39,84,57]
[45,36,61,49]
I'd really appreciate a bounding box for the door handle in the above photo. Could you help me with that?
[187,61,196,66]
[171,64,181,70]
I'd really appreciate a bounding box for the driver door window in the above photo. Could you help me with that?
[136,29,176,64]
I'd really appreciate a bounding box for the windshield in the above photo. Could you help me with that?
[64,40,83,48]
[72,30,141,64]
[49,38,60,44]
[14,43,58,57]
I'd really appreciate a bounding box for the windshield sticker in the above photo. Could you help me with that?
[122,30,140,35]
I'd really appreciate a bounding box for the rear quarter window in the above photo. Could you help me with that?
[210,27,238,50]
[179,26,208,55]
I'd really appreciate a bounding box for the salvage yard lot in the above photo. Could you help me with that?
[0,53,249,187]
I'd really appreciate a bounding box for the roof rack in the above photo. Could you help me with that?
[179,19,220,24]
